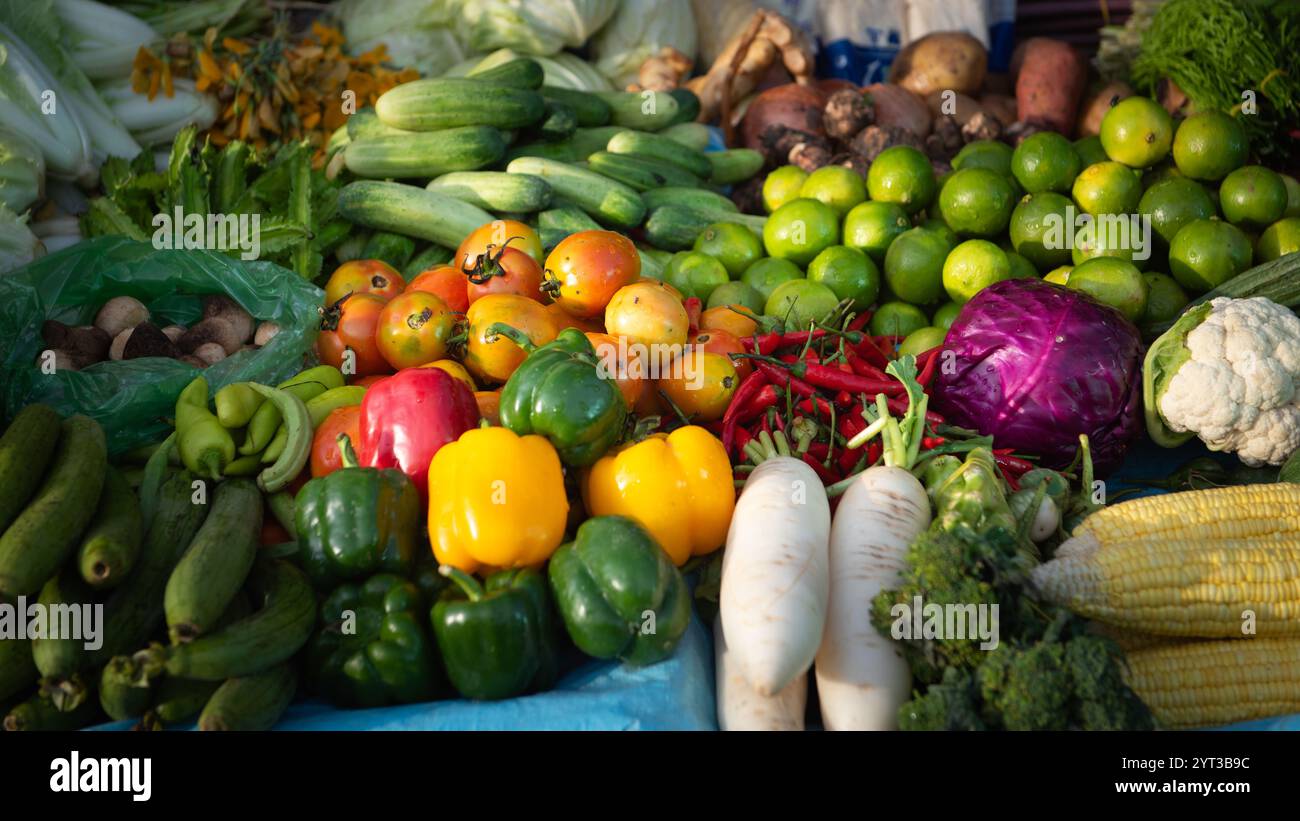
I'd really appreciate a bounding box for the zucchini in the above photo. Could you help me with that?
[344,125,505,179]
[668,88,702,125]
[0,634,37,704]
[198,662,297,731]
[4,689,101,731]
[535,100,577,142]
[0,415,107,598]
[587,151,702,191]
[76,468,142,590]
[338,181,495,249]
[606,129,712,178]
[541,85,611,126]
[539,206,602,249]
[645,204,767,251]
[165,479,262,643]
[594,90,679,131]
[375,78,545,131]
[403,243,454,278]
[428,171,553,213]
[31,569,95,684]
[708,148,765,184]
[99,655,153,722]
[642,187,738,214]
[0,404,61,534]
[467,57,544,90]
[362,231,417,270]
[506,157,645,229]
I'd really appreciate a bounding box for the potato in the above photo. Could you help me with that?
[890,32,988,98]
[864,83,931,137]
[924,91,983,127]
[1077,82,1134,138]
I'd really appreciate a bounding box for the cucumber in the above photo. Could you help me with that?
[76,467,143,590]
[668,88,702,125]
[338,181,495,249]
[535,100,577,142]
[467,57,544,90]
[315,219,352,259]
[345,125,506,179]
[0,633,36,703]
[335,231,370,264]
[361,231,417,271]
[141,559,315,682]
[4,689,101,731]
[146,676,222,727]
[606,130,712,178]
[99,655,153,722]
[164,479,262,644]
[595,90,680,131]
[428,171,553,213]
[346,107,410,141]
[539,206,602,249]
[506,141,579,163]
[0,403,61,533]
[708,148,765,184]
[645,204,767,251]
[375,78,545,131]
[31,569,95,684]
[642,187,738,214]
[571,126,625,158]
[659,122,712,151]
[506,157,645,229]
[637,248,666,280]
[541,86,611,126]
[587,151,703,191]
[198,662,297,731]
[403,243,454,278]
[0,415,107,598]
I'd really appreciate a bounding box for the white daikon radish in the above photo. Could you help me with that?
[714,617,806,731]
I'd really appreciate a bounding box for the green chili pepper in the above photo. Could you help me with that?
[214,382,264,428]
[223,453,264,477]
[175,377,235,481]
[240,365,344,456]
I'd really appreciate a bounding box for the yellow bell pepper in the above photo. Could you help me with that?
[428,426,569,573]
[582,425,734,566]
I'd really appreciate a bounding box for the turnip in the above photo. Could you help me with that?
[714,618,806,731]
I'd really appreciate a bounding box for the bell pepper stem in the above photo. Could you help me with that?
[439,565,485,602]
[484,322,537,353]
[336,433,360,469]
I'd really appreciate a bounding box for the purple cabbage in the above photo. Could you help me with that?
[932,278,1143,476]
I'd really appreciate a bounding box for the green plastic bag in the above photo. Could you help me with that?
[0,237,324,455]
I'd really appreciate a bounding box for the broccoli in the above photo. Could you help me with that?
[897,668,986,731]
[976,643,1071,730]
[1065,636,1155,731]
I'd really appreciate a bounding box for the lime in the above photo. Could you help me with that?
[884,227,953,305]
[1138,176,1217,246]
[1257,217,1300,262]
[938,167,1016,237]
[1006,251,1039,279]
[694,222,764,277]
[1073,136,1108,168]
[799,165,868,218]
[1139,272,1189,326]
[1100,96,1173,168]
[869,301,929,338]
[1009,191,1074,270]
[918,217,957,247]
[762,165,809,213]
[765,279,840,330]
[1140,162,1184,189]
[899,326,947,357]
[1219,165,1288,228]
[1168,218,1253,292]
[1012,131,1082,194]
[763,198,840,266]
[1071,216,1145,268]
[706,280,765,313]
[866,145,936,215]
[843,200,910,263]
[1172,111,1248,181]
[740,257,803,301]
[807,245,880,311]
[932,301,963,330]
[1044,265,1072,285]
[953,140,1015,178]
[1066,257,1148,323]
[943,239,1012,304]
[1072,161,1142,216]
[1282,174,1300,218]
[664,251,731,303]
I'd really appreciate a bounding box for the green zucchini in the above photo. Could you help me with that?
[375,78,545,131]
[467,57,545,90]
[403,243,454,278]
[668,88,702,125]
[338,180,495,249]
[344,125,506,179]
[76,467,144,590]
[708,148,765,184]
[659,122,712,152]
[4,689,101,731]
[506,157,645,229]
[362,231,417,270]
[539,206,603,249]
[0,404,61,534]
[536,100,578,142]
[164,479,262,644]
[99,655,153,722]
[606,129,712,178]
[594,90,680,131]
[0,633,37,704]
[198,662,297,731]
[587,151,703,191]
[645,204,767,251]
[541,85,611,126]
[642,187,738,214]
[0,415,107,598]
[428,171,553,213]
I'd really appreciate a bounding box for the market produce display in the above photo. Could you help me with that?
[3,0,1300,736]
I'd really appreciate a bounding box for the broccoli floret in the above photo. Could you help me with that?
[897,668,986,731]
[977,643,1071,730]
[1065,636,1156,731]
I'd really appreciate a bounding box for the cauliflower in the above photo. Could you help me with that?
[1148,297,1300,466]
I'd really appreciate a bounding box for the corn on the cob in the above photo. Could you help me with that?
[1089,623,1193,653]
[1124,638,1300,729]
[1072,483,1300,544]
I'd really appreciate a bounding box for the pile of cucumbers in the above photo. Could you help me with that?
[329,56,766,272]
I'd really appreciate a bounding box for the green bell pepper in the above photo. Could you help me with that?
[294,435,421,590]
[306,574,440,708]
[432,567,557,700]
[547,515,691,666]
[494,326,628,467]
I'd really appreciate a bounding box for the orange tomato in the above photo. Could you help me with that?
[465,245,546,305]
[456,220,543,268]
[318,293,390,378]
[691,328,750,381]
[310,405,362,478]
[546,301,604,334]
[605,280,689,347]
[324,259,405,306]
[463,294,559,385]
[658,351,738,423]
[543,230,641,319]
[634,384,667,417]
[376,291,458,370]
[475,390,501,425]
[700,304,759,339]
[639,277,682,299]
[406,265,469,314]
[586,331,646,409]
[422,359,477,392]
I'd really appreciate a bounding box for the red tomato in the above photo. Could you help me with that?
[317,293,390,378]
[691,328,750,381]
[311,405,362,478]
[324,259,405,306]
[406,264,469,314]
[456,220,543,268]
[543,230,641,319]
[376,291,458,370]
[465,245,546,305]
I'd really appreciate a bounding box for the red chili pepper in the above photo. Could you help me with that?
[742,333,784,356]
[994,452,1036,475]
[760,412,773,439]
[917,347,941,388]
[833,390,853,409]
[884,396,944,427]
[854,336,892,369]
[838,412,867,440]
[733,427,753,456]
[796,396,834,418]
[722,372,769,453]
[998,463,1021,492]
[921,436,946,449]
[806,442,830,460]
[753,360,818,398]
[801,452,838,484]
[771,408,786,432]
[847,311,872,332]
[838,445,862,475]
[795,362,903,396]
[847,355,888,381]
[684,297,702,334]
[737,383,781,421]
